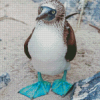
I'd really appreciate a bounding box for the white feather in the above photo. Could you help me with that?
[28,21,70,75]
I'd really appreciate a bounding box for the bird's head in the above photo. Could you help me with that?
[36,0,65,24]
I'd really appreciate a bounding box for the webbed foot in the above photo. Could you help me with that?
[51,70,72,96]
[18,72,51,99]
[51,79,72,96]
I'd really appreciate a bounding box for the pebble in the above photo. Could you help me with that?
[0,73,10,89]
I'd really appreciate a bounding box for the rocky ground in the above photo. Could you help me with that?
[0,0,100,100]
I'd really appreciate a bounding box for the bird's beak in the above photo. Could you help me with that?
[36,8,49,20]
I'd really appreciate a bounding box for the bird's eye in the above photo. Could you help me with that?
[40,7,43,12]
[52,10,56,14]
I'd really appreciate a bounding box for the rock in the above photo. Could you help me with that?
[70,72,100,100]
[0,73,10,89]
[83,0,100,27]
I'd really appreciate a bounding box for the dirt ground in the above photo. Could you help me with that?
[0,0,100,100]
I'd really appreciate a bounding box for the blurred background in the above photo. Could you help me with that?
[0,0,100,100]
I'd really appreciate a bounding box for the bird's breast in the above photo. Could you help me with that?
[28,25,67,62]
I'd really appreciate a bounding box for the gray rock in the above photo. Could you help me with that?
[70,72,100,100]
[0,73,10,89]
[83,0,100,26]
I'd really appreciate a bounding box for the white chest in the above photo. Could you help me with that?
[28,23,69,75]
[28,24,67,62]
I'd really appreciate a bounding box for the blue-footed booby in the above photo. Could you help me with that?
[19,0,77,99]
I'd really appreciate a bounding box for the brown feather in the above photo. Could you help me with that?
[24,28,35,59]
[64,21,77,61]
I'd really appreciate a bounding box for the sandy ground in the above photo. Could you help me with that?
[0,0,100,100]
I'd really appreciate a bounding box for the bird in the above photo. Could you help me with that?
[19,0,77,99]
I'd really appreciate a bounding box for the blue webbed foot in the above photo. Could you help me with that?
[51,79,72,96]
[18,72,51,99]
[19,81,51,99]
[51,70,72,96]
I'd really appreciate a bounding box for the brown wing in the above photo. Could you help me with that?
[24,28,35,59]
[64,21,77,61]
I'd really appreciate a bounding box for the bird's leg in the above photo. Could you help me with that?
[62,70,67,81]
[18,72,51,99]
[51,70,72,96]
[38,72,43,81]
